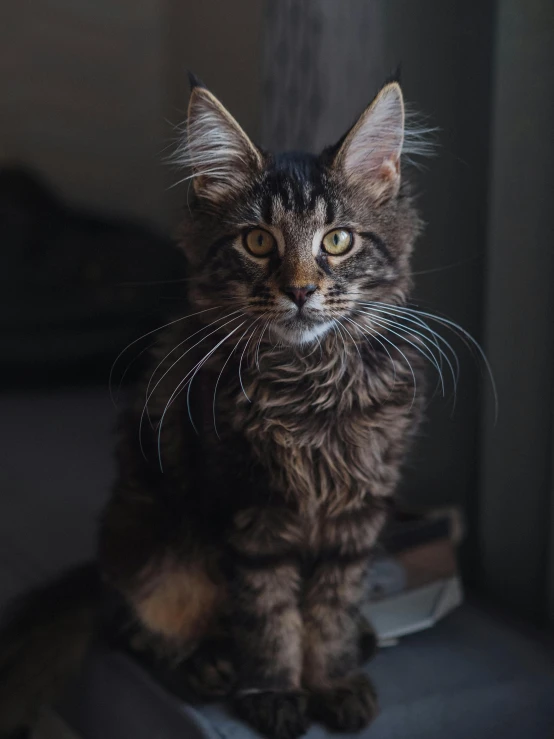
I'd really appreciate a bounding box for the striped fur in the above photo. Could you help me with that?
[98,78,429,739]
[98,78,430,739]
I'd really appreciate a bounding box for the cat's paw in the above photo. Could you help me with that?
[234,690,309,739]
[309,673,379,732]
[183,639,236,699]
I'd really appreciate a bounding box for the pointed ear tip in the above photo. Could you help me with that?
[382,81,403,97]
[377,81,405,115]
[187,71,207,91]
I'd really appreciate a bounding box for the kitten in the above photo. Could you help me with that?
[99,75,426,738]
[0,75,431,739]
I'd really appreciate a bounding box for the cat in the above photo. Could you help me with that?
[0,74,434,739]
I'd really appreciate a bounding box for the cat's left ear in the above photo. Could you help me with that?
[181,75,263,202]
[332,82,405,202]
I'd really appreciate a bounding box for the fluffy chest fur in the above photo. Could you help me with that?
[226,335,420,516]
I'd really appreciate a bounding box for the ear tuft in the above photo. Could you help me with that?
[333,82,405,202]
[187,71,206,91]
[174,85,263,202]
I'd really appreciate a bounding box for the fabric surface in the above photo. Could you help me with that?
[61,605,554,739]
[2,391,553,738]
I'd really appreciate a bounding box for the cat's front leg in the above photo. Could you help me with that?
[228,507,309,739]
[302,506,386,731]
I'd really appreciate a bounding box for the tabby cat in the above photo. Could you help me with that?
[0,75,433,739]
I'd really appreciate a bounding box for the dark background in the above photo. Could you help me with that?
[1,0,553,627]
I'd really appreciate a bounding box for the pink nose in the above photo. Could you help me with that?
[282,284,317,308]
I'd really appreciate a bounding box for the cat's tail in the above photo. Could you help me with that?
[0,563,102,738]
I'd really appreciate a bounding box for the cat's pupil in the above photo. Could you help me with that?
[334,233,340,245]
[257,234,263,246]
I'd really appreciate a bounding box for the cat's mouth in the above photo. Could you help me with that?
[272,310,334,345]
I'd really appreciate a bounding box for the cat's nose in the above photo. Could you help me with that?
[282,284,317,308]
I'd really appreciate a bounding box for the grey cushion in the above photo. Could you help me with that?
[61,605,554,739]
[2,391,553,738]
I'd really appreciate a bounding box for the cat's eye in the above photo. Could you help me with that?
[321,229,353,256]
[244,228,276,257]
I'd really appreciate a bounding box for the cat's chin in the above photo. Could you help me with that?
[271,319,334,347]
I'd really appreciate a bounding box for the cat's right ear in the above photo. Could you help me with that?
[330,82,405,203]
[178,74,263,202]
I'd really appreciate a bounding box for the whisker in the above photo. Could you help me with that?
[357,301,460,384]
[144,307,245,429]
[238,317,264,402]
[330,321,341,357]
[114,339,156,407]
[156,321,246,470]
[261,318,279,365]
[367,302,498,420]
[411,255,479,277]
[336,317,362,360]
[184,321,247,438]
[255,317,272,371]
[345,315,416,407]
[331,320,348,374]
[341,315,397,388]
[212,323,252,439]
[108,305,221,408]
[357,301,460,410]
[334,319,351,369]
[314,332,324,362]
[139,311,246,459]
[355,309,445,396]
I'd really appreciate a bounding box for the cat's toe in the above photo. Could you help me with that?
[183,640,236,699]
[309,673,379,732]
[234,690,309,739]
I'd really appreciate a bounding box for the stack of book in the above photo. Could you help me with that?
[362,506,464,645]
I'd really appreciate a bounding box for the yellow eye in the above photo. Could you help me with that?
[244,228,276,257]
[322,229,353,256]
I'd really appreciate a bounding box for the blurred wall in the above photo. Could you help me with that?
[382,0,495,566]
[479,0,554,621]
[0,1,167,228]
[261,1,387,152]
[0,0,263,232]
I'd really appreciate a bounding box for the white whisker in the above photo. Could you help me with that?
[336,318,362,360]
[238,317,264,402]
[139,312,245,460]
[212,323,252,439]
[342,315,397,387]
[355,309,445,396]
[358,301,460,384]
[345,315,416,407]
[184,321,246,438]
[331,320,348,374]
[255,318,272,371]
[156,321,246,470]
[144,308,244,430]
[108,305,221,408]
[357,301,460,410]
[114,339,156,407]
[365,302,497,420]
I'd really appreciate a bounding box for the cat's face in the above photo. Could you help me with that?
[178,79,421,346]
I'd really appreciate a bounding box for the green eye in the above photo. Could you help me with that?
[322,229,353,256]
[244,228,276,257]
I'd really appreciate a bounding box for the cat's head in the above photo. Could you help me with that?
[177,75,424,346]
